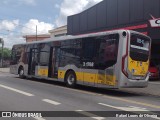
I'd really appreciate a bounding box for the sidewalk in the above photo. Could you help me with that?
[0,68,10,73]
[120,82,160,97]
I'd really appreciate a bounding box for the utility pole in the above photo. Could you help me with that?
[36,25,37,41]
[0,38,4,67]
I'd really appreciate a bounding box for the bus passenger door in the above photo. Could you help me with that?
[48,47,60,78]
[28,48,38,75]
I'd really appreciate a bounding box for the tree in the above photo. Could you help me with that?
[0,47,11,60]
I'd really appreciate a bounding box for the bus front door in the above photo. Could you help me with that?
[28,48,38,76]
[48,47,60,78]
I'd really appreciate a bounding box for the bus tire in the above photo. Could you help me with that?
[19,67,25,79]
[65,71,76,88]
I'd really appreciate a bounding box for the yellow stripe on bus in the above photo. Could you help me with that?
[38,69,48,77]
[58,70,116,86]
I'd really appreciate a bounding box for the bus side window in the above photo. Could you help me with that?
[11,45,25,64]
[95,34,119,70]
[38,43,50,66]
[59,39,82,67]
[82,38,96,60]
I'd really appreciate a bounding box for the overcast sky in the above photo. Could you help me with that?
[0,0,102,48]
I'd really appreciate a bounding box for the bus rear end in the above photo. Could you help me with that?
[120,31,151,88]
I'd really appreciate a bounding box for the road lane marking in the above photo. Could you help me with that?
[101,95,160,109]
[61,84,160,109]
[75,110,105,120]
[51,83,160,109]
[98,103,149,111]
[44,83,160,109]
[98,103,160,120]
[129,106,147,110]
[42,99,61,105]
[34,117,46,120]
[0,84,34,96]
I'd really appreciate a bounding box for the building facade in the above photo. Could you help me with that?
[49,25,67,38]
[67,0,160,65]
[23,34,50,43]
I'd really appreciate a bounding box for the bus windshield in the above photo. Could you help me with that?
[130,34,150,62]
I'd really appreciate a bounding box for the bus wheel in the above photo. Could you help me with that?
[65,71,76,87]
[19,67,25,79]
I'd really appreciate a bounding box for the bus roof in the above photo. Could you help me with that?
[13,30,150,46]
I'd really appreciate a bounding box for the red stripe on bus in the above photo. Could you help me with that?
[141,32,148,35]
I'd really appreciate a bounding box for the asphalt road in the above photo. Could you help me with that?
[0,73,159,120]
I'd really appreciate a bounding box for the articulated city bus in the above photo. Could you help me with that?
[10,30,151,88]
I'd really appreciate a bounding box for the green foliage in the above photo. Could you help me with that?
[0,47,11,59]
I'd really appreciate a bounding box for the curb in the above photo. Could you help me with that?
[0,71,9,73]
[0,68,10,73]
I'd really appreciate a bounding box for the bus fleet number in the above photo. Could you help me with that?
[83,62,94,67]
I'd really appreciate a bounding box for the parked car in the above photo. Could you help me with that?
[149,62,159,80]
